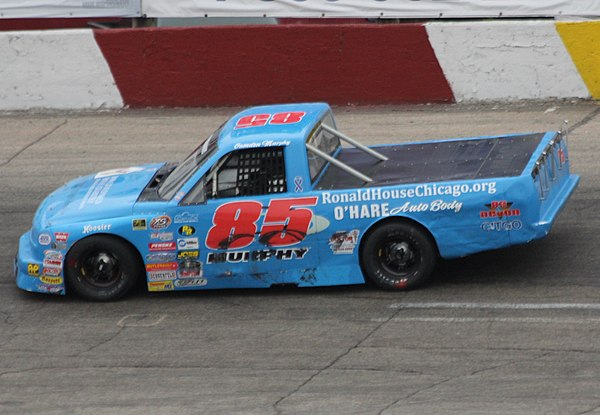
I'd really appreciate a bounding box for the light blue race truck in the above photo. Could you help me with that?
[15,103,579,300]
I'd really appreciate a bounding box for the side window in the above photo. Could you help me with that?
[306,112,340,183]
[224,147,287,196]
[181,146,287,205]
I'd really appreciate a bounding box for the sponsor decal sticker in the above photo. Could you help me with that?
[178,237,199,250]
[150,215,172,230]
[558,148,566,164]
[51,242,67,250]
[332,200,462,221]
[479,201,522,231]
[206,248,309,264]
[174,212,199,223]
[148,242,177,251]
[148,271,177,282]
[329,230,360,255]
[43,251,63,268]
[40,275,63,285]
[175,278,207,288]
[391,199,462,215]
[42,267,61,276]
[43,258,62,268]
[27,263,40,277]
[322,183,497,206]
[38,233,51,246]
[234,111,305,130]
[148,280,174,292]
[83,224,112,234]
[178,260,202,278]
[177,250,199,260]
[43,250,63,261]
[205,197,318,249]
[178,225,196,236]
[79,176,117,208]
[294,176,303,193]
[333,203,389,221]
[132,219,147,230]
[481,220,522,231]
[150,232,174,241]
[95,166,144,179]
[54,232,69,243]
[146,262,178,272]
[39,285,63,294]
[480,201,521,219]
[145,252,177,263]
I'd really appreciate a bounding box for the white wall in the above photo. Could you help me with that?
[426,21,589,102]
[0,29,123,110]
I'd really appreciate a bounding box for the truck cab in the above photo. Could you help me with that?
[137,103,365,288]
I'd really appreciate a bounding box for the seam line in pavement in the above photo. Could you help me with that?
[569,105,600,132]
[0,120,67,169]
[272,309,402,414]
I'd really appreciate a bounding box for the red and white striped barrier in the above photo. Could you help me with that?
[0,21,598,110]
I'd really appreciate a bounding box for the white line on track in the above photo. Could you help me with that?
[389,302,600,310]
[118,314,167,327]
[372,317,600,324]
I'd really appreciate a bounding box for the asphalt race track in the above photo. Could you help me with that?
[1,103,599,414]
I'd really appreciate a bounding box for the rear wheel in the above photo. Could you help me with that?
[65,235,142,301]
[360,221,437,290]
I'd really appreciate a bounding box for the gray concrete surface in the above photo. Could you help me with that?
[0,102,598,414]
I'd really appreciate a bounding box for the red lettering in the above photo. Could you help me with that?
[270,112,306,125]
[235,114,270,129]
[205,201,262,249]
[259,197,318,246]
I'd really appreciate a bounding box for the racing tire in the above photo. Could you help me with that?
[360,222,437,291]
[65,235,143,301]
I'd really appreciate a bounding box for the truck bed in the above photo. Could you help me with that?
[316,133,544,190]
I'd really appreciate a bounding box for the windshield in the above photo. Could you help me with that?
[158,126,221,200]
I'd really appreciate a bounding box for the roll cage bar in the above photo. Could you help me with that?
[306,123,388,184]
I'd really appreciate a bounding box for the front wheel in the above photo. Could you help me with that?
[360,222,437,290]
[65,235,143,301]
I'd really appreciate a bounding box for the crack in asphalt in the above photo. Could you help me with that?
[377,377,454,415]
[569,105,600,133]
[0,311,16,349]
[0,120,67,169]
[578,403,600,415]
[76,326,126,356]
[377,350,556,415]
[272,308,402,415]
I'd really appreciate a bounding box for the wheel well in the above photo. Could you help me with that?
[359,216,440,259]
[66,233,145,278]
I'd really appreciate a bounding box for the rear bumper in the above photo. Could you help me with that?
[531,173,580,240]
[15,231,66,296]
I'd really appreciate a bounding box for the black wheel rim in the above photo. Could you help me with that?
[78,250,122,288]
[378,235,419,277]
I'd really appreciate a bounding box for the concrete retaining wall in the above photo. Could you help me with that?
[0,20,599,110]
[0,29,123,110]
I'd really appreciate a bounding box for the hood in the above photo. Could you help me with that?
[34,163,165,228]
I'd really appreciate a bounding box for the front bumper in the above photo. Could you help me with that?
[15,231,66,296]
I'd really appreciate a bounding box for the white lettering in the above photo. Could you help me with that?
[321,182,497,206]
[82,224,112,234]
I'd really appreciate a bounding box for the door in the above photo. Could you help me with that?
[176,146,319,289]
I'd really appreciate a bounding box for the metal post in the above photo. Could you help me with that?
[306,143,373,183]
[321,124,388,162]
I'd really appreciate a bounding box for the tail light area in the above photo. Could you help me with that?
[531,125,570,200]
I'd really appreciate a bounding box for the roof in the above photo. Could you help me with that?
[217,103,331,151]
